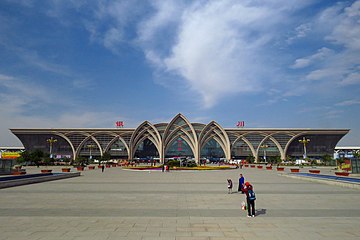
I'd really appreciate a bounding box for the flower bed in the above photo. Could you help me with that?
[41,169,52,173]
[309,169,320,174]
[266,166,272,170]
[290,168,300,173]
[62,168,71,172]
[127,165,234,171]
[276,167,285,171]
[257,165,263,169]
[250,165,256,168]
[88,166,95,170]
[335,172,350,176]
[12,170,26,175]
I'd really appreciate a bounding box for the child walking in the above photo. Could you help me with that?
[227,178,233,194]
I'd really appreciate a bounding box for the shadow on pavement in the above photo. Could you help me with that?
[256,208,267,216]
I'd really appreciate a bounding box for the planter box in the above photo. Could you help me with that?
[88,166,95,170]
[250,165,256,168]
[41,169,52,173]
[335,172,350,176]
[244,165,249,167]
[76,166,85,171]
[309,169,320,174]
[266,166,272,170]
[98,165,103,168]
[257,165,263,169]
[62,168,71,173]
[290,168,300,173]
[106,165,111,168]
[12,171,26,175]
[112,164,117,167]
[276,167,285,171]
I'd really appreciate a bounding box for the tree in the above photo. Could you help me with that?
[74,157,87,166]
[246,154,255,163]
[17,151,31,165]
[353,151,360,159]
[30,149,44,166]
[101,152,112,162]
[322,154,333,166]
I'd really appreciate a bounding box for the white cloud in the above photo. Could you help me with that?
[287,23,312,43]
[340,72,360,85]
[138,1,299,108]
[336,99,360,106]
[291,47,333,69]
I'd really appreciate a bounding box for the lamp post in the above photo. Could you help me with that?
[260,144,269,163]
[299,137,310,159]
[46,137,57,159]
[87,144,95,161]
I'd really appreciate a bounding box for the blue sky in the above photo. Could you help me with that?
[0,0,359,147]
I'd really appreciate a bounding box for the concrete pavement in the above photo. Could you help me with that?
[0,165,359,240]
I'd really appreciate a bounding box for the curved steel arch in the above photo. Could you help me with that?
[256,134,285,161]
[163,134,196,158]
[51,132,76,161]
[163,114,198,162]
[199,121,231,160]
[104,135,130,159]
[130,121,162,160]
[131,135,161,160]
[231,135,257,159]
[76,135,103,159]
[284,131,309,157]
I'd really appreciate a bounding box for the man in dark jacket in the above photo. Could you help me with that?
[238,174,244,193]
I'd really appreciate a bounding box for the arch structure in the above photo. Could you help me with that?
[10,114,349,163]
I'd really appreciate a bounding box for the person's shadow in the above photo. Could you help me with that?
[255,208,267,216]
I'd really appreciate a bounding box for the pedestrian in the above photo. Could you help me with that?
[227,179,233,194]
[238,173,245,193]
[243,182,256,217]
[101,165,105,172]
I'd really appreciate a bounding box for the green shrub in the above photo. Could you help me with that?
[166,160,180,167]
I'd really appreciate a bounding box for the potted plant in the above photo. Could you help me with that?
[61,157,71,172]
[309,169,320,174]
[74,157,86,171]
[41,156,53,173]
[335,171,350,176]
[61,167,71,172]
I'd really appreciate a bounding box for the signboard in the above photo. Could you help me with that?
[116,121,124,128]
[0,152,21,159]
[340,159,352,172]
[236,121,245,128]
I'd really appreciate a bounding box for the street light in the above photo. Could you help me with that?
[87,144,95,160]
[46,137,57,159]
[299,137,310,159]
[260,144,269,163]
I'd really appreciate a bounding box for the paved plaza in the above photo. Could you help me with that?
[0,166,359,240]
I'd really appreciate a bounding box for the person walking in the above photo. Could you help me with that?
[243,182,256,217]
[227,179,233,194]
[238,173,245,193]
[101,165,105,172]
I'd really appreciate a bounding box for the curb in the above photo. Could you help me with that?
[280,173,360,190]
[0,172,81,189]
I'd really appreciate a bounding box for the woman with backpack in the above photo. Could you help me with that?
[243,182,256,217]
